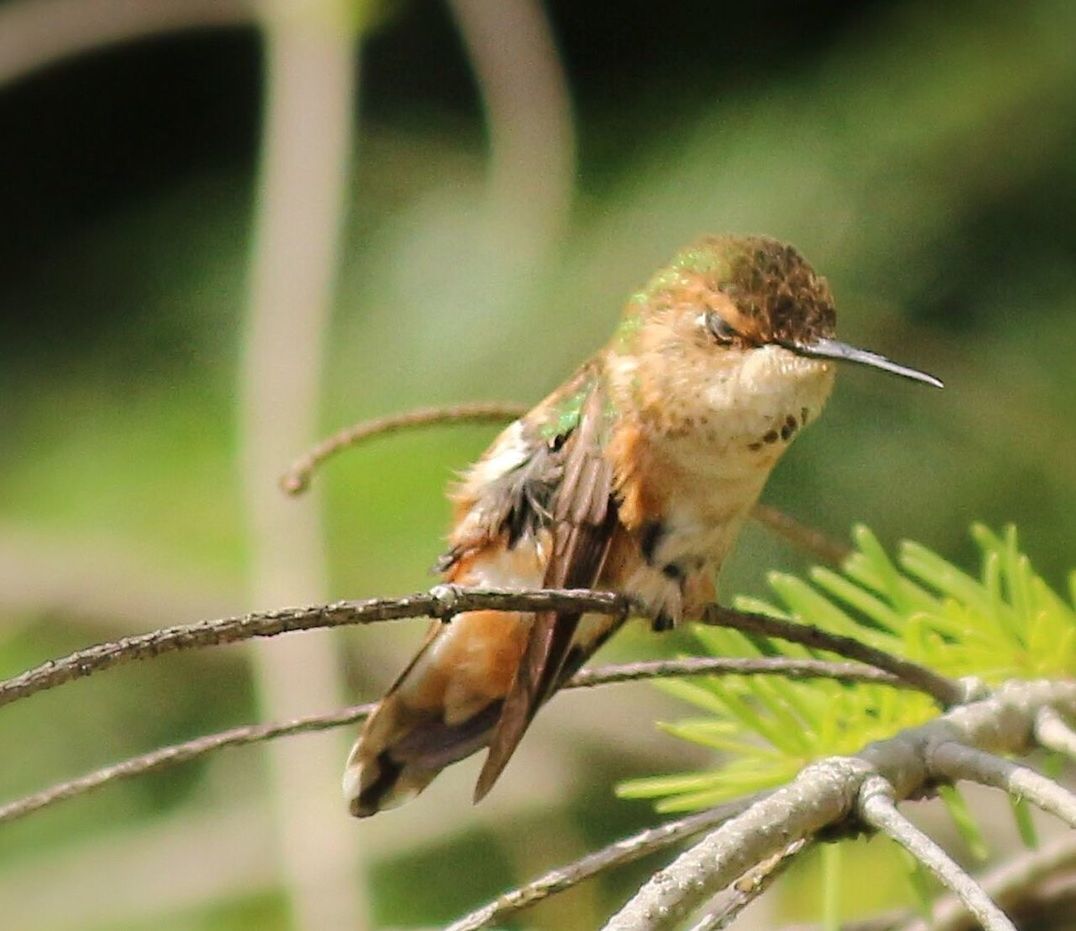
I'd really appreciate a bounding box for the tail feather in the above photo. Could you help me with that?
[343,695,501,817]
[341,607,523,817]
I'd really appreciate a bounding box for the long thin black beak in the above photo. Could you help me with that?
[781,336,943,388]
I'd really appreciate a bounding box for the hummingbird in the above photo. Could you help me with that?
[343,234,941,817]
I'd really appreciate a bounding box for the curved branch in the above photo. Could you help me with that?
[446,0,574,251]
[1,587,963,711]
[280,402,529,494]
[857,776,1016,931]
[447,795,766,931]
[0,703,374,826]
[699,604,964,707]
[566,657,908,690]
[895,831,1076,931]
[0,0,253,87]
[929,741,1076,829]
[1034,706,1076,759]
[278,403,851,566]
[0,657,891,828]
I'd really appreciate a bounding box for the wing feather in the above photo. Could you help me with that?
[474,382,618,800]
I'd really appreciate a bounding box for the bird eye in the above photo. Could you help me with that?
[705,312,738,344]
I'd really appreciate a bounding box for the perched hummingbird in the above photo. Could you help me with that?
[343,235,941,817]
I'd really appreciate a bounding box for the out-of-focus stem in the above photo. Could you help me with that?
[240,4,365,929]
[447,0,574,259]
[0,0,254,86]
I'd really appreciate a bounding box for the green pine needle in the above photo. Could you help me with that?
[617,524,1074,911]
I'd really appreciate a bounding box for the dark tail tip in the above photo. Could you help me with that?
[346,751,402,818]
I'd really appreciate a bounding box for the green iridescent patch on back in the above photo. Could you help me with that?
[613,308,645,353]
[541,387,589,440]
[539,367,616,445]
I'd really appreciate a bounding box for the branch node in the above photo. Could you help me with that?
[857,774,1016,931]
[858,772,896,806]
[430,584,462,621]
[929,741,1076,830]
[1034,706,1076,759]
[956,676,992,704]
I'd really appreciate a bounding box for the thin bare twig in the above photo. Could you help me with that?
[856,776,1016,931]
[896,830,1076,931]
[0,703,374,826]
[0,587,963,711]
[0,657,893,828]
[750,504,851,566]
[566,657,908,690]
[279,403,851,568]
[699,604,964,707]
[0,587,621,709]
[280,403,529,494]
[929,741,1076,829]
[446,795,767,931]
[0,0,253,86]
[1034,706,1076,759]
[688,840,807,931]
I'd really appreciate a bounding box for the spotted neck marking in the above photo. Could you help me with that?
[609,339,834,473]
[604,339,835,615]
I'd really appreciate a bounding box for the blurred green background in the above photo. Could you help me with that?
[0,0,1073,928]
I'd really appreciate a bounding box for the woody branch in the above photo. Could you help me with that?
[1,586,1072,930]
[0,585,963,710]
[602,678,1076,931]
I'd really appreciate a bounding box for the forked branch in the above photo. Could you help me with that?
[857,776,1015,931]
[928,741,1076,829]
[1034,706,1076,759]
[2,570,1068,930]
[1,581,1072,929]
[602,679,1076,929]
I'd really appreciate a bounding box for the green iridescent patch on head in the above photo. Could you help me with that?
[631,263,695,306]
[630,235,836,344]
[627,238,750,312]
[670,241,738,279]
